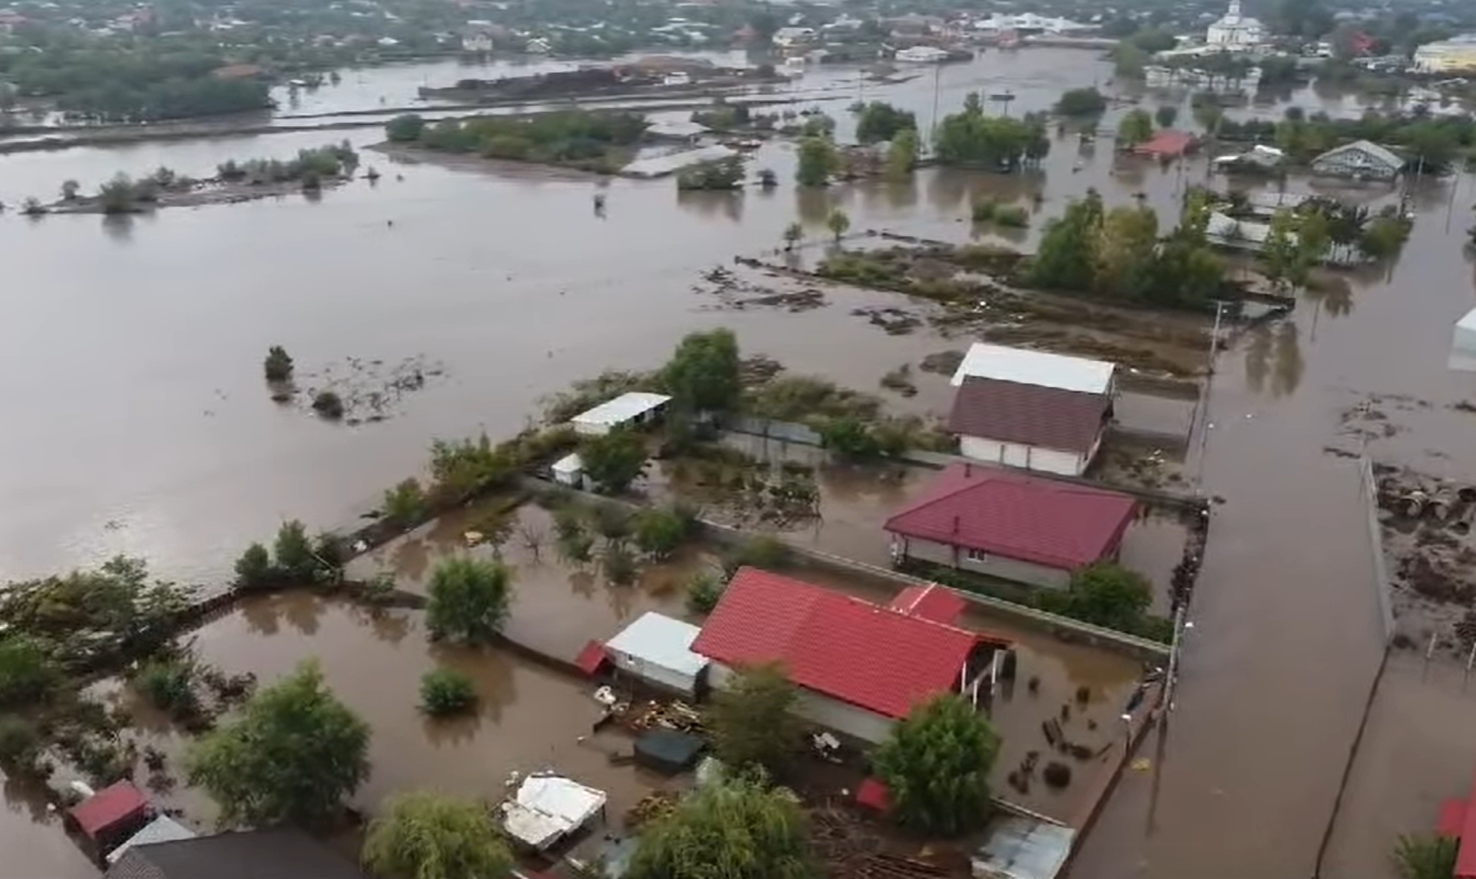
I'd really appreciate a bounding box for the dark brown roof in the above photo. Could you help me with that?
[105,828,368,879]
[946,376,1110,454]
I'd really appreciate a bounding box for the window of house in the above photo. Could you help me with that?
[965,548,988,562]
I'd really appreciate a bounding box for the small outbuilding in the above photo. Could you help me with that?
[971,815,1075,879]
[551,452,585,488]
[70,780,151,856]
[603,611,710,698]
[634,728,706,774]
[1310,139,1403,180]
[570,392,672,436]
[502,773,608,851]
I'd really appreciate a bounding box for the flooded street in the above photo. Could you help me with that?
[2,42,1476,879]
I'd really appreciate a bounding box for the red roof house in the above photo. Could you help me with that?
[70,780,150,854]
[885,462,1138,588]
[1436,763,1476,878]
[1133,129,1196,159]
[691,568,1009,743]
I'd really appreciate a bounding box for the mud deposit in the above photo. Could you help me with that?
[1376,466,1476,657]
[276,353,448,423]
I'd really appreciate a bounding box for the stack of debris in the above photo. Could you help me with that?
[616,699,705,733]
[624,791,679,829]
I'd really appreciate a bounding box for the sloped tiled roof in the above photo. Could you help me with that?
[884,462,1137,570]
[104,828,368,879]
[947,376,1110,454]
[691,568,1008,719]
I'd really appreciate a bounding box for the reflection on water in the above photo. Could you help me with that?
[1243,320,1304,399]
[676,189,744,223]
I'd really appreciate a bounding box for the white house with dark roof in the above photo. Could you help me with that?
[1310,140,1404,180]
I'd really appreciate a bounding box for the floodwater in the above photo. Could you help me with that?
[3,41,1476,878]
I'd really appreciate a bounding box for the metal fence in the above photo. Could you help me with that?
[1358,456,1395,642]
[724,416,822,446]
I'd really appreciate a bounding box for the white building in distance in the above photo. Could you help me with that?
[1414,35,1476,73]
[1206,0,1265,48]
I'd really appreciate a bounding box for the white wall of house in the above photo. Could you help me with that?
[608,651,702,697]
[894,535,1072,589]
[958,435,1089,477]
[708,663,897,743]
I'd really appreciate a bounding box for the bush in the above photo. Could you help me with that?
[263,345,293,382]
[819,416,882,459]
[557,532,595,564]
[426,557,512,643]
[592,505,632,541]
[386,113,427,142]
[724,534,787,574]
[135,660,198,716]
[686,571,726,614]
[1054,87,1107,116]
[993,205,1029,228]
[633,508,688,559]
[0,637,60,708]
[0,717,40,768]
[312,390,345,419]
[235,541,275,587]
[274,520,319,581]
[383,479,427,526]
[602,542,638,585]
[420,668,477,716]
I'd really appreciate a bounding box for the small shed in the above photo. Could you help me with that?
[1451,307,1476,372]
[552,452,585,488]
[501,773,607,851]
[106,815,196,864]
[634,728,706,774]
[603,611,710,698]
[71,780,151,857]
[570,392,672,436]
[971,815,1074,879]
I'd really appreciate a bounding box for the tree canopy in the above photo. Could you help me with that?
[581,427,649,493]
[795,137,837,186]
[661,329,741,414]
[854,101,917,144]
[362,790,513,879]
[627,776,815,879]
[1055,562,1153,632]
[873,693,999,837]
[1054,87,1106,117]
[426,557,513,644]
[187,660,370,828]
[934,95,1049,170]
[1116,108,1155,148]
[706,663,802,775]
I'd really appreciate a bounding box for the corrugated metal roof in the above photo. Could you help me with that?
[947,376,1110,454]
[570,392,671,428]
[972,815,1074,879]
[604,611,708,678]
[107,816,197,864]
[950,343,1114,394]
[70,780,148,840]
[1313,139,1403,171]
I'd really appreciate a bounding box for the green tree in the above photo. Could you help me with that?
[1155,105,1179,128]
[706,663,802,774]
[1117,109,1155,148]
[1392,834,1458,879]
[1054,87,1106,116]
[234,542,273,588]
[0,637,60,708]
[886,128,920,178]
[1361,215,1410,259]
[782,221,804,251]
[662,329,741,414]
[135,659,198,716]
[383,479,427,526]
[363,790,513,879]
[60,179,80,200]
[581,428,649,493]
[854,101,917,143]
[633,507,689,559]
[1112,41,1148,78]
[795,137,836,187]
[1262,208,1301,291]
[427,433,512,501]
[419,668,478,717]
[386,113,428,142]
[426,557,512,644]
[818,416,881,459]
[685,570,727,614]
[1029,189,1104,291]
[263,345,293,382]
[627,776,814,879]
[873,693,999,837]
[98,173,136,214]
[1094,205,1160,299]
[1060,562,1152,631]
[826,208,850,242]
[187,660,370,828]
[274,519,319,581]
[1192,100,1224,135]
[934,99,1048,170]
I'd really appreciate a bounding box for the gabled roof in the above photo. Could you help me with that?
[70,780,148,841]
[1313,139,1403,170]
[570,392,671,428]
[104,828,369,879]
[948,376,1110,453]
[885,463,1137,570]
[691,568,1008,719]
[950,342,1115,394]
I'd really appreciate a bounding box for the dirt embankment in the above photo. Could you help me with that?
[1375,465,1476,657]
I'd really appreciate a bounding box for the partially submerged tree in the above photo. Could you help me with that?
[873,692,999,837]
[234,542,274,588]
[363,790,514,879]
[795,136,836,187]
[826,208,851,242]
[274,519,319,581]
[886,128,920,178]
[706,663,802,775]
[627,775,815,879]
[581,428,649,494]
[1116,108,1155,148]
[187,660,370,827]
[662,328,741,415]
[419,668,478,717]
[60,179,80,200]
[782,221,804,251]
[0,636,61,709]
[263,345,294,382]
[382,478,427,527]
[426,557,512,644]
[1053,561,1153,632]
[633,507,689,559]
[98,173,137,214]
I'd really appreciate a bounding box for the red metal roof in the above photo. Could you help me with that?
[1134,129,1195,158]
[691,568,1007,719]
[70,780,148,840]
[575,640,609,675]
[855,778,890,812]
[885,462,1137,571]
[889,584,965,624]
[1439,798,1466,838]
[1443,761,1476,878]
[947,376,1110,454]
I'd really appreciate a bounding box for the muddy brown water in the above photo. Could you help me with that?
[3,44,1476,878]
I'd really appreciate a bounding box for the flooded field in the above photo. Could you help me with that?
[2,38,1476,879]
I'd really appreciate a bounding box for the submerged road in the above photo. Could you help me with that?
[1073,176,1476,878]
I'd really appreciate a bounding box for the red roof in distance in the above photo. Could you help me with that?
[885,463,1137,571]
[691,568,1009,720]
[1134,129,1195,158]
[70,780,148,840]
